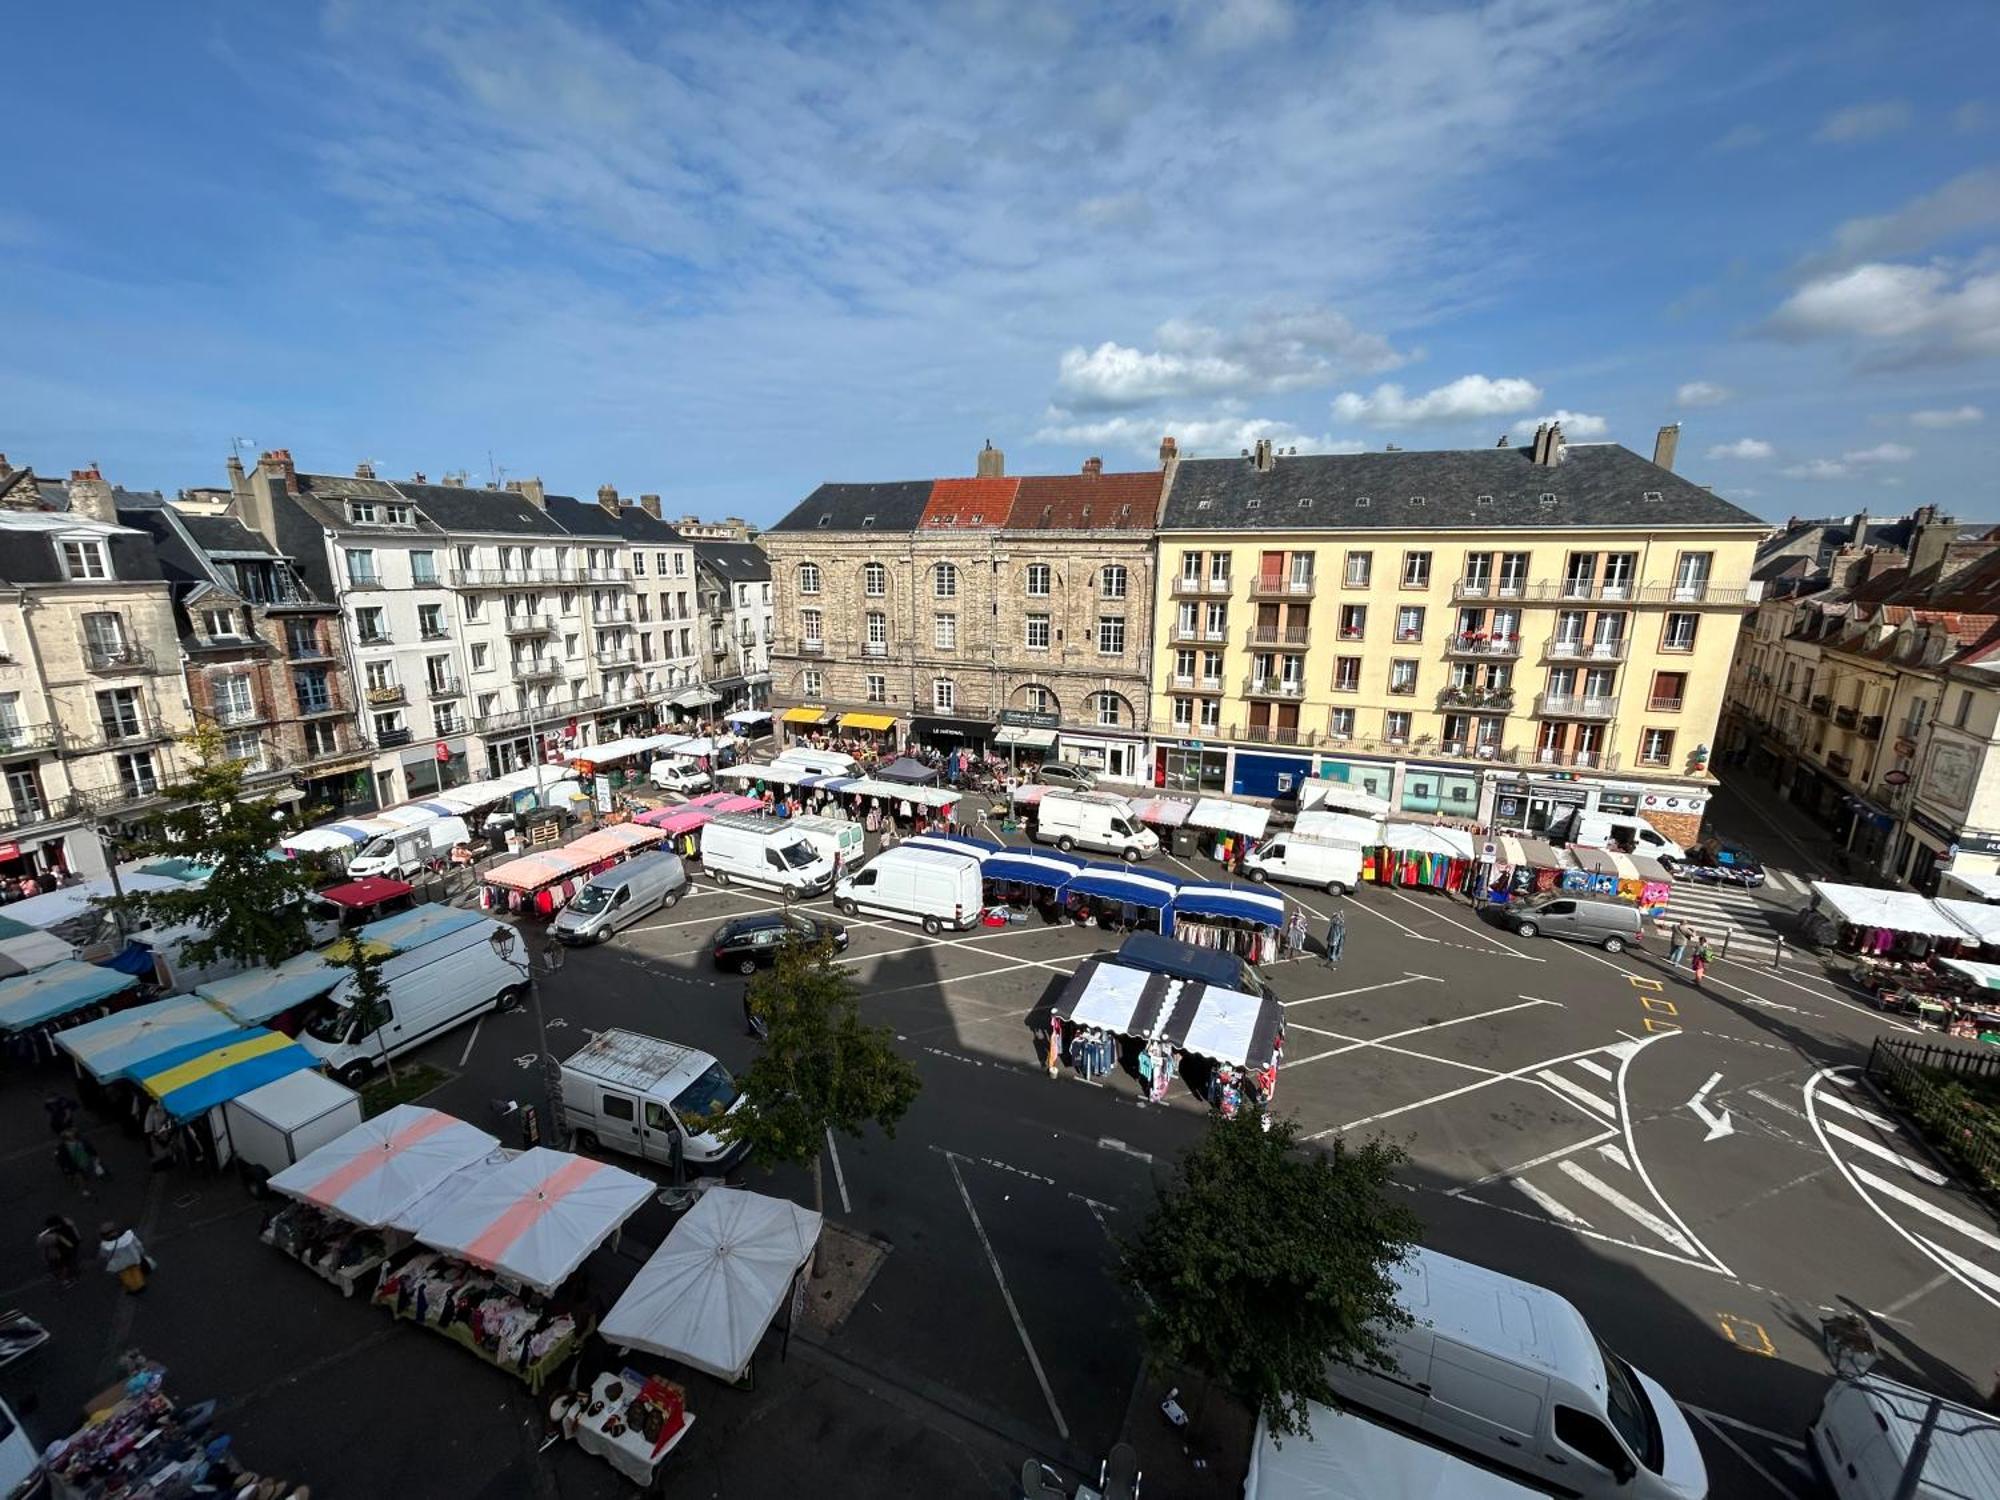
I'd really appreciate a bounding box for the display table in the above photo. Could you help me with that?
[374,1251,588,1393]
[44,1368,214,1499]
[261,1201,387,1298]
[570,1370,694,1487]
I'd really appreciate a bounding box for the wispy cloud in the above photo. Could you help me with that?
[1511,409,1609,439]
[1053,308,1410,410]
[1707,438,1774,460]
[1710,123,1765,153]
[1780,442,1916,480]
[1675,380,1732,408]
[1804,166,2000,273]
[1767,262,2000,366]
[1911,404,1984,427]
[1814,100,1912,144]
[1333,375,1542,426]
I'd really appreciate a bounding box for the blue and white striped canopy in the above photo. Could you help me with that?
[1066,863,1182,909]
[1172,881,1288,928]
[982,849,1087,892]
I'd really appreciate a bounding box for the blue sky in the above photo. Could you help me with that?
[3,0,1996,523]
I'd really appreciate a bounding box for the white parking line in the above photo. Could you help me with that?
[1282,998,1554,1069]
[1814,1091,1899,1131]
[1382,887,1542,959]
[1338,896,1441,945]
[1515,1178,1594,1228]
[1279,974,1442,1009]
[1310,1039,1634,1137]
[1537,1069,1617,1121]
[1850,1166,2000,1254]
[1823,1121,1950,1185]
[1687,1410,1804,1500]
[943,1152,1070,1442]
[1574,1057,1614,1081]
[1555,1160,1700,1255]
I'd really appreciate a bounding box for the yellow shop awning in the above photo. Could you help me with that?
[839,712,897,732]
[782,705,831,725]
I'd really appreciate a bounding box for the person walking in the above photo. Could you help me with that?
[143,1100,175,1173]
[99,1221,151,1295]
[38,1214,82,1288]
[1691,937,1711,987]
[1667,921,1691,968]
[1323,908,1347,967]
[55,1129,102,1199]
[742,988,767,1041]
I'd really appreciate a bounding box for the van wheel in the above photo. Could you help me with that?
[1056,836,1075,852]
[1325,880,1347,897]
[595,927,614,945]
[1514,920,1539,939]
[839,898,859,917]
[922,915,943,935]
[737,957,757,976]
[714,869,732,886]
[1247,868,1268,883]
[573,1130,599,1154]
[496,984,526,1013]
[1121,846,1141,863]
[784,885,802,902]
[1602,935,1626,954]
[663,889,683,908]
[336,1062,371,1088]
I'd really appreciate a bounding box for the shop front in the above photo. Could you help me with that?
[1491,777,1591,834]
[1900,807,2000,894]
[709,674,752,714]
[1153,738,1229,795]
[299,753,380,821]
[995,709,1060,769]
[1397,765,1481,822]
[0,827,90,883]
[911,714,993,755]
[402,738,470,799]
[1230,749,1314,799]
[1059,732,1146,781]
[1313,756,1396,806]
[780,704,833,743]
[838,710,900,753]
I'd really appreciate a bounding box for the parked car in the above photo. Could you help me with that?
[709,911,848,974]
[1677,841,1766,888]
[1035,762,1098,791]
[1498,895,1646,954]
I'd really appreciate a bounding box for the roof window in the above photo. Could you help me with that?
[1195,499,1212,510]
[1409,495,1426,507]
[861,515,876,528]
[1476,494,1493,505]
[1245,497,1262,511]
[1297,496,1313,509]
[1538,493,1558,508]
[1354,496,1371,509]
[817,514,830,527]
[1643,490,1663,503]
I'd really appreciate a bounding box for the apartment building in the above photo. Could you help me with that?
[116,496,371,818]
[1147,428,1762,843]
[691,540,772,713]
[0,463,195,877]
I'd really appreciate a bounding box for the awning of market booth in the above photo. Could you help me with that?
[1173,882,1288,928]
[781,706,831,725]
[0,928,76,976]
[56,993,237,1080]
[875,756,940,786]
[1940,957,2000,991]
[982,848,1087,892]
[671,686,723,708]
[1946,870,2000,901]
[389,1147,514,1235]
[726,708,770,725]
[0,958,139,1033]
[1940,900,2000,947]
[1382,823,1479,858]
[638,796,761,834]
[1157,984,1284,1070]
[565,824,667,863]
[269,1105,501,1227]
[1294,809,1384,845]
[839,712,897,733]
[5,871,191,932]
[840,778,962,808]
[1301,781,1394,819]
[564,735,672,766]
[1809,881,1967,939]
[483,851,584,893]
[1010,783,1046,807]
[1132,796,1195,827]
[600,1187,823,1383]
[1050,958,1177,1035]
[351,902,488,953]
[139,1029,321,1123]
[1188,798,1270,839]
[319,877,415,910]
[994,725,1057,749]
[197,951,343,1025]
[1066,863,1182,910]
[899,833,1005,858]
[415,1146,653,1296]
[718,762,813,787]
[282,826,373,855]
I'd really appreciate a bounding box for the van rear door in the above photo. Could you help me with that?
[594,1088,644,1157]
[1421,1341,1550,1467]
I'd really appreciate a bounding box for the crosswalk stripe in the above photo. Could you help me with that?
[1917,1236,2000,1299]
[1852,1167,2000,1254]
[1816,1092,1899,1132]
[1556,1160,1701,1255]
[1514,1178,1595,1229]
[1574,1057,1614,1081]
[1824,1121,1949,1185]
[1596,1141,1633,1171]
[1776,870,1809,894]
[1538,1069,1617,1120]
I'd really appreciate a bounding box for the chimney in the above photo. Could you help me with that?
[1496,434,1510,447]
[508,476,544,510]
[259,449,297,491]
[354,460,376,479]
[1908,507,1961,577]
[1252,437,1275,472]
[1158,435,1177,468]
[597,483,621,517]
[1653,423,1680,472]
[410,471,427,484]
[976,439,1004,479]
[1082,456,1103,477]
[225,453,249,502]
[639,493,663,519]
[67,466,117,524]
[1532,423,1567,468]
[441,472,465,487]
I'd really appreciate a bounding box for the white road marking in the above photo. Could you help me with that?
[1681,1404,1808,1449]
[1382,887,1543,958]
[1279,974,1441,1009]
[943,1151,1070,1442]
[1596,1141,1632,1171]
[458,1017,484,1067]
[1098,1136,1153,1165]
[1851,1167,2000,1254]
[1574,1056,1614,1081]
[826,1128,853,1215]
[1313,1040,1632,1136]
[1814,1091,1899,1131]
[1688,1410,1803,1500]
[1283,998,1554,1069]
[1877,1272,1953,1317]
[1747,1087,1810,1124]
[1537,1068,1617,1121]
[1555,1160,1701,1255]
[1339,896,1441,945]
[1916,1237,2000,1299]
[1453,1129,1618,1191]
[1514,1178,1594,1228]
[1775,870,1809,894]
[1822,1121,1949,1185]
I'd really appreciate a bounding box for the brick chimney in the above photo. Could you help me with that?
[259,449,297,491]
[1158,435,1177,468]
[1082,456,1103,477]
[1908,504,1961,577]
[67,466,118,524]
[504,477,546,510]
[1653,423,1680,472]
[976,439,1004,479]
[596,483,621,517]
[354,460,376,479]
[639,493,663,519]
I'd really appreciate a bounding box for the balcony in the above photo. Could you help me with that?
[1171,575,1233,598]
[1334,627,1367,644]
[426,679,463,701]
[297,696,345,718]
[418,625,451,642]
[514,660,560,683]
[1536,693,1618,720]
[1545,636,1630,663]
[286,639,334,661]
[1244,624,1311,649]
[1827,751,1854,778]
[212,703,268,728]
[1444,633,1522,660]
[343,574,385,592]
[376,727,413,748]
[1647,696,1685,714]
[1241,676,1307,700]
[1809,694,1832,718]
[591,602,636,623]
[1530,746,1619,770]
[0,724,59,755]
[82,640,152,674]
[1241,723,1308,746]
[595,649,637,668]
[1249,575,1317,600]
[1517,580,1749,606]
[860,640,889,658]
[1437,741,1519,764]
[1439,687,1516,712]
[503,613,554,637]
[365,684,407,708]
[583,567,633,585]
[1860,715,1885,741]
[1833,705,1858,730]
[93,719,165,750]
[451,567,562,588]
[1388,680,1419,697]
[1168,623,1229,646]
[1451,577,1529,602]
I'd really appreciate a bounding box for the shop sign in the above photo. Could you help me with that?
[1530,782,1591,806]
[0,843,17,862]
[1894,738,1918,757]
[1910,807,1957,844]
[1953,829,2000,856]
[1884,769,1911,786]
[434,740,451,762]
[997,709,1060,730]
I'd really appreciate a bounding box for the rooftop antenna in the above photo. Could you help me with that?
[230,436,256,458]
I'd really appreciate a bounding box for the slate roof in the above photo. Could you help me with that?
[1158,443,1762,531]
[0,516,165,587]
[288,473,446,536]
[920,477,1018,529]
[768,481,934,534]
[542,493,687,546]
[392,480,567,537]
[181,514,282,558]
[1007,470,1162,531]
[115,500,216,591]
[692,539,770,583]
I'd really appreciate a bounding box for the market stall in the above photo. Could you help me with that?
[1479,832,1574,905]
[875,756,939,786]
[55,993,239,1084]
[1806,881,1971,969]
[196,951,343,1029]
[1154,977,1286,1114]
[1188,797,1271,865]
[270,1105,502,1227]
[313,875,417,928]
[3,869,195,934]
[1934,958,2000,1042]
[1368,823,1481,893]
[1565,847,1674,916]
[1169,881,1289,964]
[0,957,140,1044]
[1051,956,1179,1036]
[480,824,667,917]
[978,847,1087,918]
[1298,780,1394,819]
[1941,899,2000,951]
[1063,862,1181,934]
[0,917,75,976]
[138,1028,321,1124]
[414,1146,652,1296]
[41,1361,274,1499]
[717,760,814,789]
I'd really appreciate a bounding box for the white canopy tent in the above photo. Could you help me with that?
[415,1146,652,1296]
[268,1105,501,1228]
[1299,779,1393,819]
[1382,823,1479,858]
[1939,899,2000,947]
[840,778,963,808]
[565,734,674,766]
[599,1188,823,1382]
[718,762,813,787]
[1808,881,1966,939]
[1291,810,1383,845]
[1939,956,2000,992]
[1188,798,1270,839]
[994,725,1058,749]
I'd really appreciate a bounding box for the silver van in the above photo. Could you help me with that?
[553,850,688,944]
[1503,895,1645,954]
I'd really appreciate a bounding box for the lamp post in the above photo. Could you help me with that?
[488,924,566,1147]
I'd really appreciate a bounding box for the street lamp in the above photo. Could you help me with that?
[489,924,566,1147]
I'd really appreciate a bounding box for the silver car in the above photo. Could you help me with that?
[1035,762,1098,791]
[1503,896,1645,954]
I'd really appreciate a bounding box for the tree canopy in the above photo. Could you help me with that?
[332,934,395,1082]
[1117,1110,1421,1440]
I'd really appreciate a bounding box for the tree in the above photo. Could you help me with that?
[1117,1109,1421,1441]
[716,935,921,1221]
[333,934,397,1085]
[109,723,316,968]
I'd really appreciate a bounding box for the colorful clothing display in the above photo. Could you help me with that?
[1172,916,1280,965]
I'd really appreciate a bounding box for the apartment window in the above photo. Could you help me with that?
[1014,563,1048,601]
[1094,694,1123,727]
[1198,698,1220,729]
[1389,660,1418,695]
[470,642,491,672]
[223,729,263,768]
[371,712,405,742]
[1173,648,1196,684]
[933,678,956,711]
[632,553,646,578]
[304,721,338,757]
[1602,552,1637,599]
[1203,602,1228,639]
[213,675,255,724]
[1650,672,1687,711]
[1338,604,1367,641]
[410,603,440,640]
[410,551,438,585]
[802,609,824,646]
[1957,690,1974,728]
[802,669,823,697]
[348,501,377,524]
[1097,617,1125,655]
[434,705,461,734]
[1334,657,1362,692]
[463,595,484,622]
[1343,551,1372,588]
[1330,707,1356,740]
[426,655,455,693]
[384,503,413,526]
[798,563,822,595]
[60,540,110,580]
[1499,551,1530,595]
[865,674,886,704]
[1024,685,1054,714]
[116,751,159,799]
[201,608,242,640]
[1026,614,1051,650]
[1100,565,1128,600]
[82,612,128,660]
[1401,551,1432,588]
[1673,552,1712,601]
[1395,605,1424,642]
[344,549,378,586]
[284,621,320,657]
[97,688,144,740]
[1203,650,1224,686]
[1209,553,1231,587]
[1385,711,1412,742]
[5,765,44,818]
[1179,552,1202,585]
[294,669,331,714]
[1172,697,1193,729]
[1662,613,1698,652]
[857,562,886,599]
[355,608,387,644]
[1639,728,1675,766]
[364,661,397,693]
[933,563,958,599]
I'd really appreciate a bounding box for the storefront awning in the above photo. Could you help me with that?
[1808,881,1964,938]
[839,712,897,733]
[1939,899,2000,946]
[781,705,832,725]
[994,725,1058,749]
[670,686,722,708]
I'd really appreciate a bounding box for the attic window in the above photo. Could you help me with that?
[939,515,957,526]
[1296,497,1313,509]
[1538,493,1557,507]
[1195,499,1212,510]
[1245,497,1262,511]
[861,515,876,528]
[1643,490,1663,503]
[817,514,831,527]
[1476,494,1493,505]
[1409,495,1427,507]
[1354,496,1371,509]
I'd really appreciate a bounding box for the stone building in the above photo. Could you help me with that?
[691,539,773,713]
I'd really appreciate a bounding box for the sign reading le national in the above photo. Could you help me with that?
[996,709,1060,730]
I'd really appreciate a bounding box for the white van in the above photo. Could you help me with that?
[699,813,836,898]
[649,758,712,795]
[1034,791,1158,861]
[773,747,862,778]
[0,1393,38,1500]
[786,814,868,873]
[1809,1373,2000,1499]
[298,913,526,1085]
[348,816,471,879]
[561,1028,747,1172]
[836,846,982,933]
[1248,1402,1541,1500]
[1326,1248,1708,1500]
[1558,811,1686,864]
[552,850,688,944]
[1244,831,1363,896]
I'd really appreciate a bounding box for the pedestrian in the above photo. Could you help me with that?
[99,1221,151,1295]
[55,1129,102,1198]
[143,1100,175,1172]
[42,1090,77,1135]
[742,988,767,1041]
[1323,908,1346,967]
[1692,939,1711,986]
[1667,921,1691,968]
[38,1213,82,1288]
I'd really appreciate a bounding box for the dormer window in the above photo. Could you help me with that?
[201,607,244,640]
[347,501,377,524]
[59,539,110,581]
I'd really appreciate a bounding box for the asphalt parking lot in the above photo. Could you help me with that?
[5,791,1999,1497]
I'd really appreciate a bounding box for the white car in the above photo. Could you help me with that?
[650,758,713,794]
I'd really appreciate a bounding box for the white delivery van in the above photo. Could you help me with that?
[552,850,688,944]
[836,845,983,933]
[786,814,868,873]
[773,747,862,777]
[1326,1248,1708,1500]
[222,1070,364,1190]
[0,1393,39,1500]
[1558,810,1686,864]
[1034,791,1159,861]
[561,1028,747,1173]
[699,813,837,897]
[1247,1401,1540,1500]
[1243,831,1363,896]
[347,816,471,879]
[1809,1373,2000,1499]
[649,758,713,795]
[299,913,526,1085]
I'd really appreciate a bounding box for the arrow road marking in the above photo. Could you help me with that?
[1686,1071,1735,1142]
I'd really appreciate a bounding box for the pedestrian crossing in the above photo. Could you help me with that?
[1658,879,1800,961]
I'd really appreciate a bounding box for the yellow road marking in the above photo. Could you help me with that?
[1717,1314,1776,1356]
[1641,995,1678,1015]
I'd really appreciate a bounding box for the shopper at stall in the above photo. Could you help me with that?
[1322,909,1346,968]
[143,1099,175,1172]
[100,1220,152,1294]
[43,1089,78,1135]
[39,1212,82,1287]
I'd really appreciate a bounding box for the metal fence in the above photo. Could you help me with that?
[1866,1036,2000,1195]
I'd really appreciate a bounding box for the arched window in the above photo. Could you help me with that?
[1092,692,1130,728]
[797,563,822,595]
[863,562,886,597]
[933,563,959,600]
[1018,684,1059,718]
[1099,564,1128,600]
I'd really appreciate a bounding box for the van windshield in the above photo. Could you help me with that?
[1599,1341,1663,1472]
[358,835,395,859]
[778,841,817,869]
[672,1062,738,1132]
[303,1001,357,1046]
[569,883,613,915]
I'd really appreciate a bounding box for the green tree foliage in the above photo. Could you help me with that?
[110,723,315,968]
[717,935,921,1217]
[1117,1110,1421,1441]
[333,935,397,1084]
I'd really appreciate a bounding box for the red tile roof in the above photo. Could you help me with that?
[1006,469,1162,531]
[919,477,1018,529]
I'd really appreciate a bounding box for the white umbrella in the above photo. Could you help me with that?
[415,1146,652,1295]
[269,1105,500,1228]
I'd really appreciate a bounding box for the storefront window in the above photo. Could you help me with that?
[1317,759,1392,801]
[1438,773,1478,817]
[1159,746,1228,793]
[1401,774,1440,814]
[1597,790,1639,816]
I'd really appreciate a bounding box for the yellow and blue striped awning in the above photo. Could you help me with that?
[139,1028,321,1123]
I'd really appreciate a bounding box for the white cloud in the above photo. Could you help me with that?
[1710,124,1765,153]
[1809,167,2000,271]
[1815,101,1912,144]
[1767,262,2000,365]
[1781,458,1850,481]
[1511,409,1608,439]
[1332,374,1541,426]
[1911,404,1984,427]
[1055,307,1409,410]
[1033,409,1362,459]
[1845,441,1915,464]
[1676,380,1731,407]
[1779,442,1917,481]
[1706,438,1774,461]
[1185,0,1294,51]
